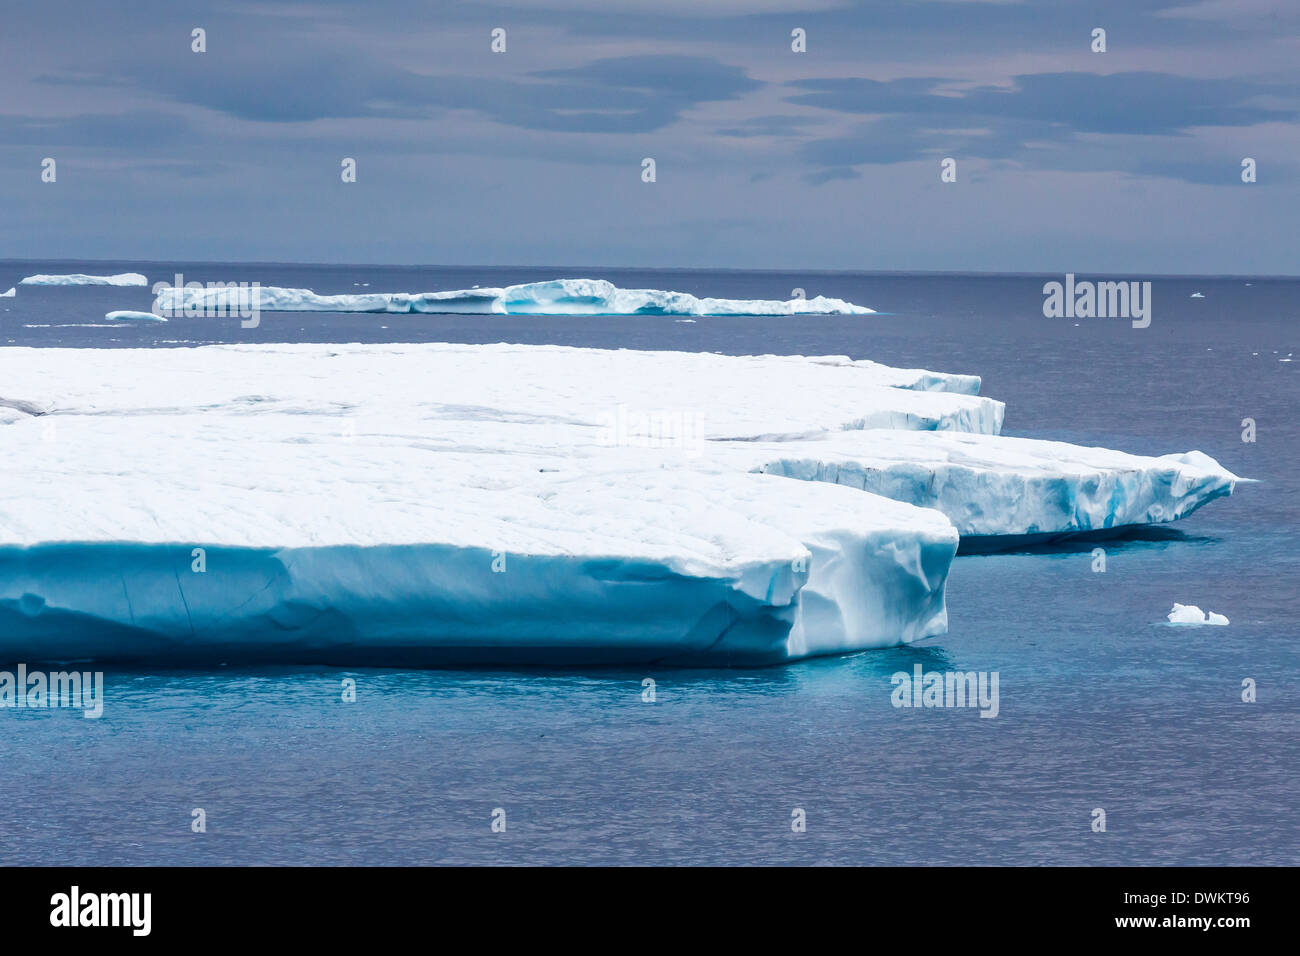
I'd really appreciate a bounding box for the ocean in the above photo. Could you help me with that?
[1,261,1296,865]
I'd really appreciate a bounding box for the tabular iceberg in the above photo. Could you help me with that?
[0,414,956,665]
[20,272,148,287]
[740,432,1241,545]
[0,342,1242,666]
[104,310,167,322]
[154,277,873,316]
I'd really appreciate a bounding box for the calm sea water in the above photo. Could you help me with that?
[1,261,1296,865]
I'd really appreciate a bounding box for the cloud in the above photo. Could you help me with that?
[802,166,861,185]
[0,110,196,148]
[40,52,761,133]
[789,72,1296,135]
[792,72,1298,183]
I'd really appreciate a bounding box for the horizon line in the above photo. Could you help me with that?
[2,257,1297,282]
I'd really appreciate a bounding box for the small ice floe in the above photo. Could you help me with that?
[1281,353,1294,363]
[1190,292,1205,298]
[105,310,167,322]
[676,318,697,324]
[0,287,15,298]
[1167,603,1229,626]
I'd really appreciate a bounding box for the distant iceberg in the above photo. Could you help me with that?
[1167,603,1228,626]
[0,287,14,298]
[0,342,1244,666]
[105,310,166,322]
[155,277,873,316]
[495,278,872,316]
[21,272,148,287]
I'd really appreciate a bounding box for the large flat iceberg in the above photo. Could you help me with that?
[154,277,873,316]
[0,342,1241,666]
[20,272,148,287]
[0,414,956,665]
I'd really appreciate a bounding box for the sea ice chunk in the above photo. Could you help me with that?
[104,310,166,322]
[1167,603,1229,626]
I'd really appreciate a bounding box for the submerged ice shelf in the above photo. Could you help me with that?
[0,343,1241,666]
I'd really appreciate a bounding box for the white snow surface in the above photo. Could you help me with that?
[20,272,148,287]
[155,277,873,316]
[0,343,1241,664]
[3,344,1001,438]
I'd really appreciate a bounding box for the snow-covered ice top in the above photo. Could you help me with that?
[5,343,1003,439]
[1167,604,1229,626]
[155,277,873,316]
[20,272,148,287]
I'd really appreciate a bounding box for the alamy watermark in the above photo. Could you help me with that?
[1043,273,1150,328]
[891,665,999,718]
[1,664,104,718]
[151,274,262,328]
[598,404,704,452]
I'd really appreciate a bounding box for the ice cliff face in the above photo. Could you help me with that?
[0,343,1241,665]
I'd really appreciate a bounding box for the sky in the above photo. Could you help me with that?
[1,0,1296,274]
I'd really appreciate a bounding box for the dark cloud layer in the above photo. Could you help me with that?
[40,52,760,132]
[1,0,1296,271]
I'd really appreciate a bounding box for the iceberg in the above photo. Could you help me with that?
[494,278,873,316]
[104,310,166,322]
[0,414,957,665]
[741,432,1241,545]
[1166,603,1228,625]
[154,277,873,316]
[0,342,1242,666]
[20,272,148,287]
[0,288,14,298]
